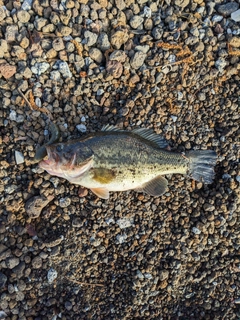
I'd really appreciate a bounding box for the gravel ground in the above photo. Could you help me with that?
[0,0,240,319]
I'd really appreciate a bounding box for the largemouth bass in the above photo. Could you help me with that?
[39,125,217,199]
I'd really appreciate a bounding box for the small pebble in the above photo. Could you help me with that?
[130,16,144,29]
[25,195,54,218]
[109,50,127,63]
[21,0,33,10]
[55,60,72,78]
[231,9,240,21]
[175,0,190,8]
[106,60,123,78]
[6,257,20,269]
[0,63,17,79]
[0,311,7,319]
[76,124,87,133]
[97,32,111,51]
[0,272,7,289]
[217,2,239,16]
[116,234,127,244]
[47,268,58,283]
[111,31,129,49]
[144,6,152,18]
[15,151,24,165]
[192,227,201,235]
[116,218,133,229]
[31,62,50,75]
[89,48,104,63]
[84,31,98,46]
[130,52,146,69]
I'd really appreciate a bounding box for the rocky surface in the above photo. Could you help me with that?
[0,0,240,319]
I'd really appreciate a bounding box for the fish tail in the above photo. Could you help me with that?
[186,150,217,184]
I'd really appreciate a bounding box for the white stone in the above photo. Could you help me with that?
[31,62,50,75]
[21,0,32,10]
[177,91,183,100]
[35,97,41,108]
[0,311,7,318]
[76,124,87,133]
[233,29,240,35]
[192,227,201,235]
[136,270,144,279]
[9,110,17,121]
[47,268,58,283]
[96,89,104,96]
[56,61,72,78]
[105,217,115,225]
[50,70,61,81]
[212,15,223,22]
[15,151,24,164]
[144,6,151,18]
[116,233,127,244]
[168,54,176,63]
[116,218,133,229]
[231,9,240,22]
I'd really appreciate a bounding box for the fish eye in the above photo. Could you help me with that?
[56,145,62,152]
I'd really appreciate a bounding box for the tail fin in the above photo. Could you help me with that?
[186,150,217,184]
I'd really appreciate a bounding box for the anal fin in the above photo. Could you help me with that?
[136,176,168,196]
[90,187,109,199]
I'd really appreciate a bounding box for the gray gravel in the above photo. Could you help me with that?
[0,0,240,319]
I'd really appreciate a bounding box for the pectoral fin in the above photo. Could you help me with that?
[90,187,109,199]
[136,176,168,196]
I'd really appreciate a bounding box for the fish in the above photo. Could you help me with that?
[38,125,217,199]
[34,122,60,163]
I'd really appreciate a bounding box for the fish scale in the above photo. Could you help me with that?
[86,133,187,186]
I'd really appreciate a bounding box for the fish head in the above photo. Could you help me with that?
[39,142,94,179]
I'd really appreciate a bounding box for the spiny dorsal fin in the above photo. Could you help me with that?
[101,124,123,132]
[132,128,168,149]
[101,125,168,149]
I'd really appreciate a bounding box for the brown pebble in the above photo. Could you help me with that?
[106,60,123,78]
[25,195,54,218]
[159,280,168,289]
[78,187,88,197]
[0,63,16,79]
[138,194,144,201]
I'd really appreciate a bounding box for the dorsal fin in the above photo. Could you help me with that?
[101,125,168,149]
[101,124,123,132]
[132,128,168,149]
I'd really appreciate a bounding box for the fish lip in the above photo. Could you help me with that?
[39,146,54,168]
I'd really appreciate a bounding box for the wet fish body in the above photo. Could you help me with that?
[39,126,217,199]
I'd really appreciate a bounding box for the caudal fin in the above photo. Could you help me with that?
[186,150,217,184]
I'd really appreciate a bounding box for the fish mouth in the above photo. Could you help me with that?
[39,146,59,169]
